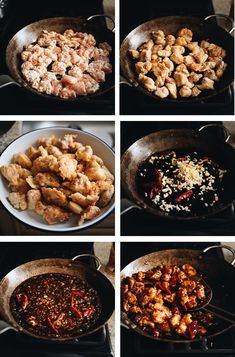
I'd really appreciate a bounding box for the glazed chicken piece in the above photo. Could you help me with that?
[8,192,27,210]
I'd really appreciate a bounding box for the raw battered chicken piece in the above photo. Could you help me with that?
[8,192,27,210]
[43,205,70,224]
[41,187,67,207]
[78,206,100,225]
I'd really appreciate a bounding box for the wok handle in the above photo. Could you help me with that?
[203,245,235,265]
[0,320,17,334]
[72,254,102,271]
[204,14,235,34]
[120,75,132,87]
[198,124,231,142]
[121,198,142,215]
[0,75,20,89]
[86,14,115,32]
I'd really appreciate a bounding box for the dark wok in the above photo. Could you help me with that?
[120,15,234,103]
[0,254,115,341]
[121,124,235,221]
[0,14,115,101]
[121,245,235,343]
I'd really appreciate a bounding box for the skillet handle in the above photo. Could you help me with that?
[0,320,17,334]
[203,14,235,34]
[198,124,231,143]
[86,14,115,32]
[121,198,142,215]
[72,254,102,271]
[120,75,133,87]
[203,245,235,265]
[0,75,20,89]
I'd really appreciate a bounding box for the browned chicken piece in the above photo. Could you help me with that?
[76,145,93,162]
[152,304,172,324]
[178,287,189,305]
[85,167,107,181]
[43,205,70,225]
[68,201,83,215]
[162,273,171,282]
[181,279,196,292]
[159,321,171,333]
[58,156,77,180]
[176,28,193,43]
[8,192,27,210]
[26,146,39,160]
[182,264,197,276]
[34,201,47,216]
[196,284,205,299]
[135,61,152,75]
[177,270,188,281]
[137,272,145,281]
[129,306,142,314]
[13,153,32,169]
[170,313,181,327]
[70,192,99,208]
[166,35,176,46]
[150,270,162,281]
[34,172,60,188]
[97,184,114,207]
[32,155,59,175]
[78,205,100,225]
[63,174,92,194]
[0,164,24,185]
[126,291,137,305]
[129,49,140,59]
[138,316,155,330]
[198,325,207,335]
[164,292,176,303]
[187,295,197,308]
[27,189,42,210]
[151,30,166,46]
[47,145,63,158]
[11,178,30,193]
[37,135,56,147]
[26,176,38,189]
[41,187,67,207]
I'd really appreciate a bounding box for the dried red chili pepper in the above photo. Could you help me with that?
[169,277,177,287]
[157,283,171,295]
[172,305,180,315]
[188,321,199,339]
[175,190,193,203]
[83,304,95,318]
[70,306,83,319]
[70,291,88,301]
[177,157,188,161]
[16,293,29,310]
[54,313,65,325]
[47,317,59,334]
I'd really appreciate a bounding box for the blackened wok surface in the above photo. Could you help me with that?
[121,248,235,343]
[121,128,235,220]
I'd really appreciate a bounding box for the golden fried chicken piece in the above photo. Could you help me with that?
[135,61,152,75]
[152,30,166,46]
[37,135,56,147]
[8,192,27,210]
[129,49,140,60]
[26,175,38,189]
[191,86,201,97]
[97,184,114,207]
[197,77,214,90]
[62,173,92,194]
[26,146,39,160]
[85,166,107,181]
[179,86,192,97]
[27,189,42,210]
[138,74,156,92]
[58,155,77,180]
[176,28,193,43]
[165,35,176,46]
[0,164,30,185]
[70,192,99,207]
[32,155,59,175]
[11,178,30,193]
[154,86,169,98]
[78,206,100,225]
[43,205,70,224]
[13,153,32,169]
[76,145,93,162]
[41,187,67,207]
[34,172,60,188]
[68,201,83,214]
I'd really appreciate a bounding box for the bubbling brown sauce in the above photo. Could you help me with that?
[10,273,101,338]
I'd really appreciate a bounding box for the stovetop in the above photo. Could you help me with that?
[0,242,114,357]
[120,0,234,115]
[121,242,235,357]
[121,121,235,236]
[0,0,114,114]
